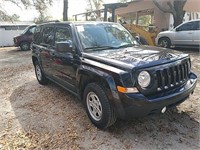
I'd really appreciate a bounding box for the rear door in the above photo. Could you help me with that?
[174,21,196,46]
[39,25,55,76]
[192,21,200,46]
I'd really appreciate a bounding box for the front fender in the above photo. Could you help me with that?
[77,65,120,100]
[76,65,129,118]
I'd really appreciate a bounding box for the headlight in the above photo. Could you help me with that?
[138,71,151,88]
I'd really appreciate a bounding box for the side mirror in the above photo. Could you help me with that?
[56,41,73,52]
[176,28,181,32]
[135,36,140,43]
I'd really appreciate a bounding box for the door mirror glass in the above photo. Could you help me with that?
[56,41,73,52]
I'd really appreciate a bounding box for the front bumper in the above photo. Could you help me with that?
[115,73,197,119]
[155,36,159,45]
[13,38,19,47]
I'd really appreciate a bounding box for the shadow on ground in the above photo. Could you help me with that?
[9,79,200,149]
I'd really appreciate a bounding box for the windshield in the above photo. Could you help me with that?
[76,23,138,51]
[21,26,35,34]
[21,26,30,34]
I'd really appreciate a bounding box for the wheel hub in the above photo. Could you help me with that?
[86,92,102,121]
[35,65,42,81]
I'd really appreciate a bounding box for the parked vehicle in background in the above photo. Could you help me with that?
[0,24,29,47]
[32,22,197,129]
[156,20,200,48]
[13,25,36,51]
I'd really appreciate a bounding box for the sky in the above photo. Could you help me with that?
[4,0,119,21]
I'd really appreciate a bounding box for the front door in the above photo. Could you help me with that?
[51,26,77,92]
[174,21,196,46]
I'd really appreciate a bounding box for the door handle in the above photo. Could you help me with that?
[188,32,192,34]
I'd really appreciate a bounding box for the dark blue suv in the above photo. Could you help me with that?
[32,22,197,129]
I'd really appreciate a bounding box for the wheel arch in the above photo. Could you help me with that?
[32,56,38,65]
[19,40,30,47]
[158,36,171,43]
[77,68,119,102]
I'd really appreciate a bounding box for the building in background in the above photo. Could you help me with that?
[115,0,200,32]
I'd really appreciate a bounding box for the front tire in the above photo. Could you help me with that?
[34,61,48,85]
[20,41,30,51]
[158,37,171,48]
[84,83,117,129]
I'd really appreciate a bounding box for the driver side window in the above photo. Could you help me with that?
[55,27,71,43]
[177,22,197,31]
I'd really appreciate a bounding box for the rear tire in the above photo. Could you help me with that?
[20,41,30,51]
[158,37,171,48]
[84,83,117,129]
[34,61,48,85]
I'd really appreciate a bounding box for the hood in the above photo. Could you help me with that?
[14,34,23,39]
[83,45,188,70]
[160,30,173,33]
[158,30,175,35]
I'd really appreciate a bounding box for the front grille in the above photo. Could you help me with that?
[156,59,190,91]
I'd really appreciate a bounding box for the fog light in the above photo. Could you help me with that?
[161,107,167,113]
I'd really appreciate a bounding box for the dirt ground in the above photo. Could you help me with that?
[0,47,199,150]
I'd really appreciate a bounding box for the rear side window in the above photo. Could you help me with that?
[193,21,200,30]
[43,26,55,45]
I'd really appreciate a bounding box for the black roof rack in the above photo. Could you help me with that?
[37,20,60,24]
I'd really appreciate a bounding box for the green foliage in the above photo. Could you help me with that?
[0,10,20,21]
[0,0,53,21]
[86,0,104,11]
[34,14,52,24]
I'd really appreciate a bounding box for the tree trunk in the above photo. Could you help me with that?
[63,0,68,21]
[173,13,185,27]
[152,0,187,28]
[173,0,186,27]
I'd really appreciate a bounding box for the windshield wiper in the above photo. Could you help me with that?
[116,44,135,49]
[84,44,135,51]
[84,46,117,51]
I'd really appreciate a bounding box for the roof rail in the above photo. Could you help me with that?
[38,20,60,24]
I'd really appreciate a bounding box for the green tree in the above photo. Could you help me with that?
[34,14,52,24]
[86,0,104,11]
[85,0,104,20]
[0,0,53,22]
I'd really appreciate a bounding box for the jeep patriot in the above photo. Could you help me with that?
[32,22,197,129]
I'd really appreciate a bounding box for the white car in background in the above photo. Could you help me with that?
[156,19,200,48]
